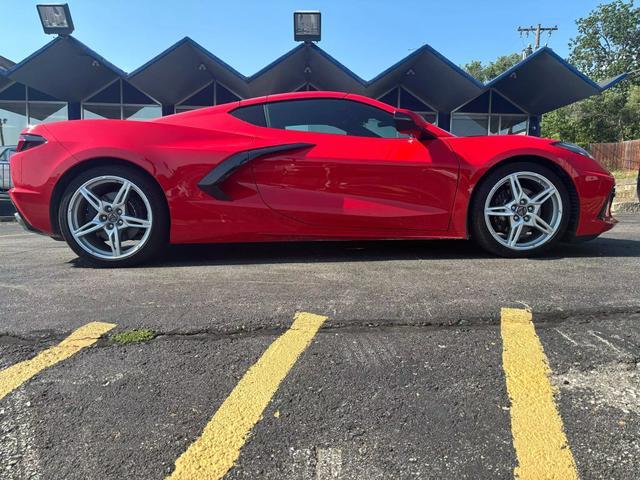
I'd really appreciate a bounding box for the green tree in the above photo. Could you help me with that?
[463,53,521,83]
[569,0,640,79]
[541,0,640,143]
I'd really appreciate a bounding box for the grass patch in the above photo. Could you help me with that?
[111,328,156,345]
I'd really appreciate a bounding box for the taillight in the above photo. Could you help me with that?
[17,133,47,152]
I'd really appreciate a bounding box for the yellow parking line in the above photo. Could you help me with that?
[500,308,578,480]
[0,322,116,401]
[168,311,327,480]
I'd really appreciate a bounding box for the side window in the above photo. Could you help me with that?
[266,99,404,138]
[230,104,267,127]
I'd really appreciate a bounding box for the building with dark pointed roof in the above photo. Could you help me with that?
[0,35,626,146]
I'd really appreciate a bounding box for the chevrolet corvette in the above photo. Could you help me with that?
[9,91,616,266]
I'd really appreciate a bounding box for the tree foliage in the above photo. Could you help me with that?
[541,0,640,143]
[569,0,640,79]
[463,53,521,83]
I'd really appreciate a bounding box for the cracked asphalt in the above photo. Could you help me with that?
[0,214,639,479]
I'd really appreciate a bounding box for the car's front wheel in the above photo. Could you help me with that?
[59,165,167,267]
[470,162,570,257]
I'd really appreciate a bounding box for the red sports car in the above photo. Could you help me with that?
[10,91,616,267]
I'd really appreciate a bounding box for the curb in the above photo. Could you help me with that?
[612,202,640,213]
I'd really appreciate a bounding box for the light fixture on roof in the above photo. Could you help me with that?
[36,4,74,36]
[294,11,321,42]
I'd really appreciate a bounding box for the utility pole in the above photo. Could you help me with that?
[518,23,558,50]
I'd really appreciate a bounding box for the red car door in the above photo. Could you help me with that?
[248,98,459,232]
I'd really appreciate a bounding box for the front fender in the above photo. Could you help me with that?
[443,136,584,238]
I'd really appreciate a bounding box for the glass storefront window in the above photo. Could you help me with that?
[0,101,27,146]
[82,80,161,120]
[124,105,162,121]
[490,116,500,135]
[452,113,529,136]
[499,116,528,135]
[83,104,162,120]
[452,90,530,136]
[451,114,489,136]
[29,102,68,125]
[83,104,121,120]
[216,83,241,105]
[421,113,437,124]
[0,86,69,144]
[175,106,202,114]
[377,87,438,125]
[175,81,242,112]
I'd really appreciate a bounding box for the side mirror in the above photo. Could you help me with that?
[394,112,424,137]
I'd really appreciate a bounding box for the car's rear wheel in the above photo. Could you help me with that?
[59,165,167,267]
[470,162,570,257]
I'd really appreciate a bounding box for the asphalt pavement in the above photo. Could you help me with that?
[0,215,638,479]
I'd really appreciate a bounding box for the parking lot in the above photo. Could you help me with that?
[0,214,639,479]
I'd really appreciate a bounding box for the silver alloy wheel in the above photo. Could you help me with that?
[67,175,153,260]
[483,171,562,251]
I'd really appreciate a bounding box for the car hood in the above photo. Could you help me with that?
[440,134,556,150]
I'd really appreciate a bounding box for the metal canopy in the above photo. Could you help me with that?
[0,55,14,71]
[248,43,366,96]
[486,47,628,115]
[128,37,249,105]
[367,45,485,113]
[597,73,628,89]
[248,43,486,111]
[0,73,12,93]
[7,36,124,102]
[0,56,17,94]
[1,36,627,117]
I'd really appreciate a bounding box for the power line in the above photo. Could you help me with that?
[518,24,558,52]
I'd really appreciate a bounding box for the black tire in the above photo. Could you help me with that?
[470,162,571,257]
[58,165,168,267]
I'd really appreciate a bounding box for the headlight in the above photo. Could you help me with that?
[552,141,593,159]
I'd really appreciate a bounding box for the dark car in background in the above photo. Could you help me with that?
[0,146,17,217]
[1,146,16,192]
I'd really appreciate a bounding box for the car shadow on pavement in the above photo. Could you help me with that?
[531,237,640,261]
[109,236,640,268]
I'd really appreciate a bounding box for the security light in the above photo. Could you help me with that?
[36,4,74,36]
[294,11,321,42]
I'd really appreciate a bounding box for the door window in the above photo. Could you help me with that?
[265,99,403,138]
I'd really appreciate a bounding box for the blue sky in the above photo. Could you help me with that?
[3,0,605,78]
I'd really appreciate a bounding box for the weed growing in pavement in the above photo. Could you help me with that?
[111,328,156,345]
